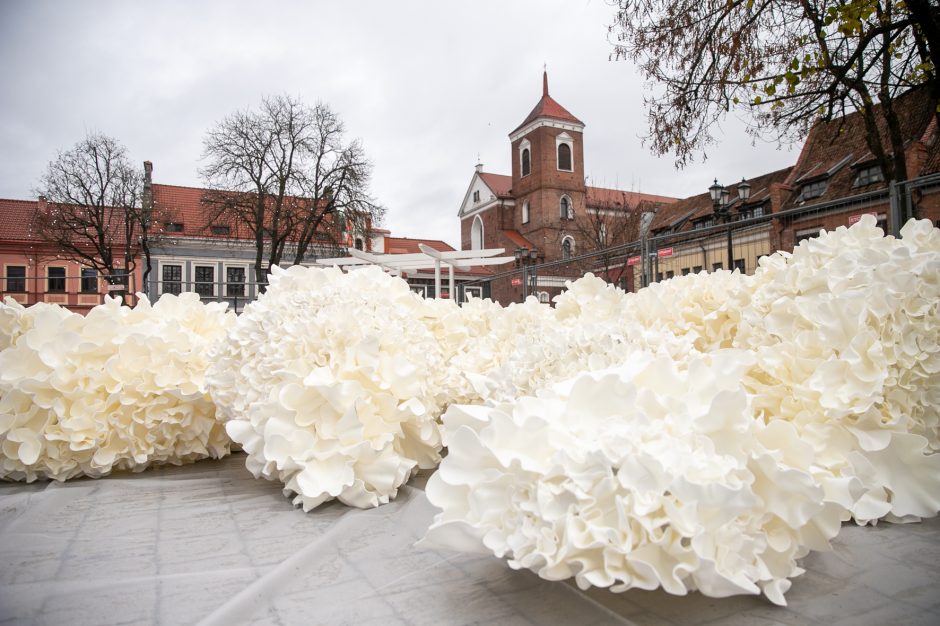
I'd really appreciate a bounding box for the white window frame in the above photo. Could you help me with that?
[522,201,530,224]
[462,285,482,302]
[519,139,532,177]
[538,291,550,304]
[193,264,218,298]
[471,215,484,250]
[561,235,575,259]
[223,263,248,299]
[410,284,428,297]
[555,132,574,172]
[158,261,183,296]
[559,194,574,220]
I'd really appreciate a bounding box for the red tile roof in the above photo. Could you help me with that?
[501,229,535,250]
[782,86,937,207]
[383,236,456,255]
[511,72,584,135]
[0,199,38,241]
[586,186,679,209]
[152,184,253,239]
[479,172,513,198]
[650,166,794,233]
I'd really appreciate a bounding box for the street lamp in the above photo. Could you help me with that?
[513,247,539,302]
[709,178,752,271]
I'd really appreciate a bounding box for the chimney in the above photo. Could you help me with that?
[38,195,47,211]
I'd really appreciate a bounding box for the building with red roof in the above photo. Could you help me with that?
[0,197,142,312]
[458,71,679,304]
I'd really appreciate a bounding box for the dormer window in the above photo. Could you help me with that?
[165,222,184,233]
[853,164,884,187]
[519,139,532,177]
[473,190,480,203]
[210,225,231,235]
[559,195,574,220]
[800,179,827,201]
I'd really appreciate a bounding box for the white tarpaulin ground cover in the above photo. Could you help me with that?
[1,454,939,625]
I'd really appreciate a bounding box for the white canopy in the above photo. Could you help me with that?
[316,246,513,299]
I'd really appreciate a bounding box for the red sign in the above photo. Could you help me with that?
[627,255,641,266]
[848,212,878,225]
[657,247,674,258]
[511,278,522,286]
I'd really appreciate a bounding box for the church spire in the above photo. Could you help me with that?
[543,68,549,97]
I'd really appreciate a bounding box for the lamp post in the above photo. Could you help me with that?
[709,178,751,271]
[514,247,539,302]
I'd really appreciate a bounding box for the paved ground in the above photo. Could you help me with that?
[1,454,938,625]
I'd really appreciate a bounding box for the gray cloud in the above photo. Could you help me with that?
[0,0,797,247]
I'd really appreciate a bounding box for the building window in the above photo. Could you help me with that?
[354,237,364,251]
[194,266,215,298]
[162,264,182,295]
[522,201,530,224]
[47,266,66,292]
[665,270,675,279]
[473,190,480,203]
[521,148,531,176]
[560,195,574,220]
[693,265,703,273]
[853,165,884,187]
[561,236,574,259]
[538,291,550,304]
[557,143,572,171]
[712,262,723,271]
[795,227,822,244]
[461,285,482,302]
[681,268,690,276]
[5,266,25,292]
[655,272,663,282]
[210,225,231,236]
[80,268,97,293]
[599,223,608,245]
[165,222,184,233]
[799,179,827,201]
[471,215,484,250]
[226,266,245,298]
[733,259,746,273]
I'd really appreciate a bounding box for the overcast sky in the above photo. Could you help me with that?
[0,0,798,247]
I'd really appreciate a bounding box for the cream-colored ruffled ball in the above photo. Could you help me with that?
[0,293,235,481]
[207,265,453,510]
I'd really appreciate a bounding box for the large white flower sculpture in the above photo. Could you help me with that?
[206,265,451,510]
[424,216,940,604]
[0,293,234,481]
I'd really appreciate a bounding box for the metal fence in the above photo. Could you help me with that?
[461,174,940,304]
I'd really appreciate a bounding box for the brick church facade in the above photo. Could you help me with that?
[458,72,677,304]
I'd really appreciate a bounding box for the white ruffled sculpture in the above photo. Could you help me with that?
[0,293,234,481]
[206,265,451,510]
[424,216,940,604]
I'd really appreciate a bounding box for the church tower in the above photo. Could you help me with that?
[510,71,586,257]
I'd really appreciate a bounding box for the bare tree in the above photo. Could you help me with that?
[571,194,648,286]
[32,133,148,298]
[610,0,939,185]
[200,95,384,289]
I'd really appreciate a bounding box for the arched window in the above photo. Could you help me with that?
[559,195,574,220]
[521,148,531,176]
[354,237,364,251]
[538,291,550,304]
[522,201,530,224]
[471,215,484,250]
[599,223,607,245]
[562,236,574,259]
[557,143,572,171]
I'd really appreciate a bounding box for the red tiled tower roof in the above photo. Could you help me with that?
[511,71,584,135]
